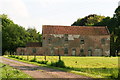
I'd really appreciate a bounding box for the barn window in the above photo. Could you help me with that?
[80,39,84,44]
[72,49,76,56]
[80,49,84,56]
[32,48,36,53]
[64,48,68,54]
[101,38,105,44]
[48,37,51,44]
[88,49,92,56]
[80,49,84,53]
[43,37,45,39]
[64,34,68,41]
[65,38,68,41]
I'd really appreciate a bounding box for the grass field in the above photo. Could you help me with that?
[7,55,119,79]
[0,62,32,79]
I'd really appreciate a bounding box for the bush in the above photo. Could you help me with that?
[110,69,118,79]
[37,61,48,64]
[9,55,15,58]
[50,60,66,68]
[19,57,23,60]
[30,59,36,62]
[15,56,19,59]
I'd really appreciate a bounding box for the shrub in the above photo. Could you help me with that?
[110,69,118,79]
[10,55,15,58]
[15,56,19,59]
[19,58,23,60]
[30,59,36,62]
[37,61,48,64]
[50,60,66,68]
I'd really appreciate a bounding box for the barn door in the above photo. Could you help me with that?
[72,49,76,56]
[94,49,102,56]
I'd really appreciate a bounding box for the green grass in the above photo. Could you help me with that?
[5,55,119,79]
[0,62,33,79]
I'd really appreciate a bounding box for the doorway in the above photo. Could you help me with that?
[72,49,76,56]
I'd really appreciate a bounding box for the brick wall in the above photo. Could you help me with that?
[42,34,110,56]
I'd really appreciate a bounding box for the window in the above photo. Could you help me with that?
[64,48,68,54]
[80,49,84,53]
[101,38,105,44]
[65,38,68,41]
[80,49,84,56]
[65,34,68,37]
[80,39,84,44]
[72,49,76,56]
[32,48,36,53]
[43,37,45,39]
[64,34,68,41]
[88,49,92,56]
[48,37,51,44]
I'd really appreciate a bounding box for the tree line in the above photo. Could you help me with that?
[71,6,120,56]
[0,14,42,55]
[1,6,120,56]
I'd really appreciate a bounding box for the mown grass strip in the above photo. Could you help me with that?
[0,62,33,79]
[4,55,118,79]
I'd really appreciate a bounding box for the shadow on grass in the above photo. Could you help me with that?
[8,55,119,79]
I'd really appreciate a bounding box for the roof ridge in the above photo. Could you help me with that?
[42,25,109,35]
[43,25,106,28]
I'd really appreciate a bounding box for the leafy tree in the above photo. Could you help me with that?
[71,11,120,56]
[1,14,28,54]
[26,28,41,42]
[1,14,42,55]
[71,14,105,26]
[113,6,120,55]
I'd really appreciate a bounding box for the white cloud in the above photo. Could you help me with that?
[0,0,29,18]
[0,0,119,33]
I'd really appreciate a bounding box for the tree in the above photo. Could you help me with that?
[1,14,28,54]
[71,14,105,26]
[71,11,120,56]
[26,28,42,42]
[1,14,42,55]
[113,6,120,55]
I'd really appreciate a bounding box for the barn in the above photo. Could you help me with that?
[17,25,110,56]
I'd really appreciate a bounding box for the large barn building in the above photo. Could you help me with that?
[17,25,110,56]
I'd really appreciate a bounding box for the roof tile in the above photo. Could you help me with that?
[42,25,109,35]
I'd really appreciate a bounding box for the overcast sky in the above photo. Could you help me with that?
[0,0,120,33]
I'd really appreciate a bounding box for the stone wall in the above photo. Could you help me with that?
[16,47,26,55]
[42,34,110,56]
[16,34,110,56]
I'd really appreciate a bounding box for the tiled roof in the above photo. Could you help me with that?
[26,42,42,47]
[42,25,109,35]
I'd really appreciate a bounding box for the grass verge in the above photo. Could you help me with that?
[4,55,118,79]
[0,62,33,79]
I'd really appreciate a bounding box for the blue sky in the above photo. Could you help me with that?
[0,0,120,33]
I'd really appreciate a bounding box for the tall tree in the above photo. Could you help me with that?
[26,28,41,42]
[71,14,105,26]
[113,6,120,55]
[1,14,42,55]
[1,14,28,54]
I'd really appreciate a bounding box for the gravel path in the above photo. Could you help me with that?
[1,57,92,80]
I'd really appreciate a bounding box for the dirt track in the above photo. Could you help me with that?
[1,57,92,80]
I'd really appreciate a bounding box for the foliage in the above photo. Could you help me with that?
[37,61,48,64]
[71,7,120,56]
[71,14,105,26]
[8,55,118,78]
[1,14,42,55]
[50,60,66,68]
[0,63,31,78]
[26,28,42,42]
[30,58,37,62]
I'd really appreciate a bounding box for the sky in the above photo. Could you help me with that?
[0,0,120,33]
